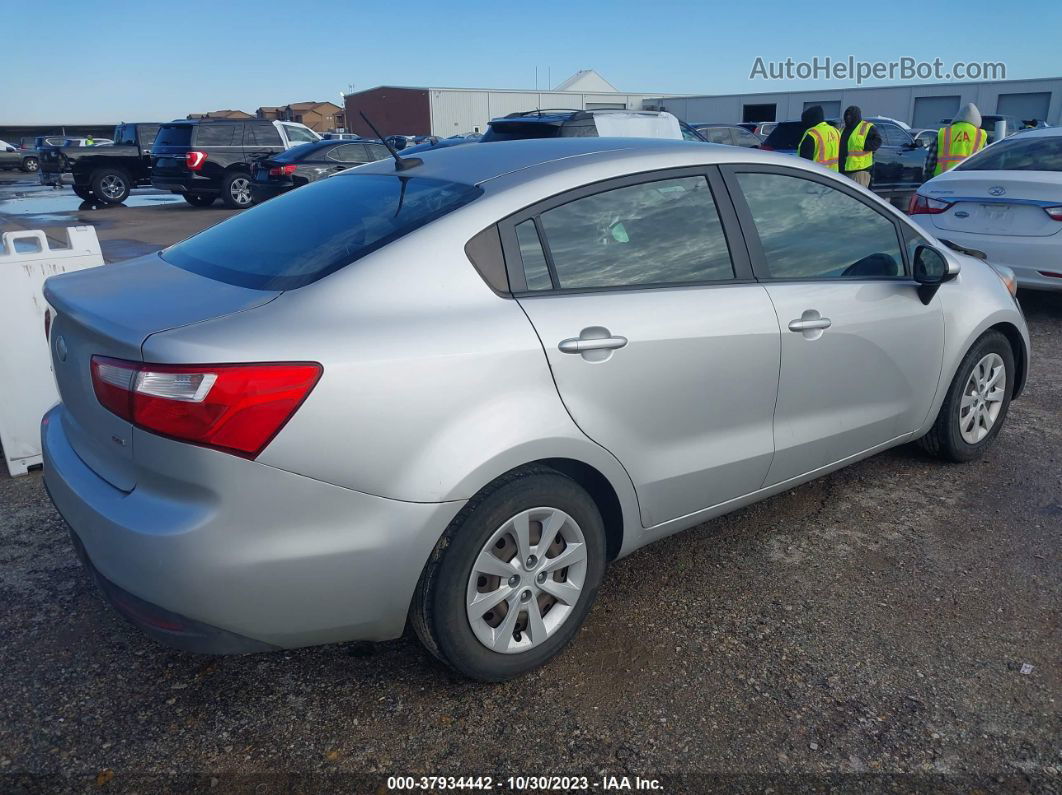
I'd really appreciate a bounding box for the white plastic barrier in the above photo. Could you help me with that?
[0,226,104,476]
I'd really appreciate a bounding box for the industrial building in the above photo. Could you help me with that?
[647,76,1062,129]
[343,70,669,137]
[343,72,1061,138]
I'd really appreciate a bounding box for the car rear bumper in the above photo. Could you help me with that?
[151,175,219,195]
[250,181,293,203]
[42,404,465,653]
[919,223,1062,291]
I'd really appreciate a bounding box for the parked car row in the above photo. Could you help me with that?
[0,139,40,172]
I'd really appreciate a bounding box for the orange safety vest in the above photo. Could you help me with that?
[934,122,986,175]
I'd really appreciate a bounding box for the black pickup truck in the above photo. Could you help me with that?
[38,122,160,204]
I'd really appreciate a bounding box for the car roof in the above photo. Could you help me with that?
[349,136,806,187]
[1006,126,1062,139]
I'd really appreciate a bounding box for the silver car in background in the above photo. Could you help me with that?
[43,138,1029,681]
[911,127,1062,291]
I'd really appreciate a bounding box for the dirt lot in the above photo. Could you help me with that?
[0,171,1059,793]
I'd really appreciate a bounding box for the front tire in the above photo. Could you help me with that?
[90,168,131,204]
[183,193,216,207]
[220,171,253,209]
[21,157,39,173]
[918,330,1014,462]
[411,467,606,681]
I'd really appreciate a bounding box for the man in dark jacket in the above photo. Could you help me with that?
[838,105,881,188]
[797,105,840,170]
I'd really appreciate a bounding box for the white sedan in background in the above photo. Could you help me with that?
[910,127,1062,291]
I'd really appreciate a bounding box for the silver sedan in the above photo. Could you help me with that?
[43,138,1029,680]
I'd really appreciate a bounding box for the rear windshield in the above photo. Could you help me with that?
[762,122,806,150]
[482,121,563,142]
[161,174,483,290]
[956,135,1062,172]
[154,125,193,148]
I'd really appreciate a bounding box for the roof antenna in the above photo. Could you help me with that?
[359,111,421,171]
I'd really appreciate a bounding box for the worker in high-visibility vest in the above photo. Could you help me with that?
[927,103,987,176]
[797,105,840,172]
[839,105,882,188]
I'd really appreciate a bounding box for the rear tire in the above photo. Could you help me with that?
[918,330,1014,462]
[220,171,253,209]
[90,168,131,204]
[411,466,606,681]
[21,157,39,173]
[183,193,216,207]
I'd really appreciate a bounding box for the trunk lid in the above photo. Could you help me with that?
[44,253,280,490]
[922,171,1062,237]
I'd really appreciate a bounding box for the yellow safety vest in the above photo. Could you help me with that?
[934,122,986,175]
[799,122,840,171]
[844,120,874,172]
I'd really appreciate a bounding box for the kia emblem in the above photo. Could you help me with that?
[56,336,68,362]
[988,185,1006,196]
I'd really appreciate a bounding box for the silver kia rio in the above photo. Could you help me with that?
[43,138,1029,681]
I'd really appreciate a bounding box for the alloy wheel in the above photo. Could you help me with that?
[465,507,587,654]
[99,174,125,200]
[230,176,252,206]
[958,352,1006,444]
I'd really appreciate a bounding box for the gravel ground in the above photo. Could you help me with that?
[0,172,1059,793]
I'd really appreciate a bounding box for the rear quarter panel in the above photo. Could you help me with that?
[140,202,643,533]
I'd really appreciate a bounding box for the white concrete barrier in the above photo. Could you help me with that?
[0,226,104,476]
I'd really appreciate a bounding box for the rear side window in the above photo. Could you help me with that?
[327,144,369,162]
[364,144,391,162]
[195,124,240,146]
[139,125,160,147]
[527,175,735,290]
[282,124,320,144]
[735,172,903,279]
[154,125,192,148]
[245,123,283,147]
[161,174,482,290]
[957,135,1062,172]
[704,128,732,145]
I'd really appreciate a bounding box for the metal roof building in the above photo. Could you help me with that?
[644,76,1062,129]
[343,71,671,137]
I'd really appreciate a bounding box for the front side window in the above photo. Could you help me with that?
[531,176,735,290]
[246,123,283,147]
[282,123,320,144]
[162,175,482,290]
[735,171,903,280]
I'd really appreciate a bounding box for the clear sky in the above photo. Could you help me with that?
[4,0,1059,124]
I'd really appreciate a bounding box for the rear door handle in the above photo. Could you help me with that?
[787,318,832,331]
[559,336,628,353]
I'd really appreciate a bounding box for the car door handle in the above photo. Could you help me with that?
[559,335,628,353]
[788,317,832,332]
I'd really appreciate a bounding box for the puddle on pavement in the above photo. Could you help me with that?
[0,191,183,218]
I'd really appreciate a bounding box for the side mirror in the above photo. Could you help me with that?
[5,146,14,152]
[913,245,951,285]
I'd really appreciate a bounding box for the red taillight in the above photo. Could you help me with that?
[908,193,954,215]
[268,164,297,176]
[90,356,322,458]
[1044,205,1062,221]
[759,144,774,151]
[185,151,207,171]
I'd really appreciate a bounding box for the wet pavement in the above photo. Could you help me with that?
[0,169,1059,793]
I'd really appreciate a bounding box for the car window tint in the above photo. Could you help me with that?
[327,144,366,162]
[195,124,239,146]
[736,172,903,279]
[879,123,911,146]
[162,175,482,290]
[246,123,283,147]
[364,144,390,162]
[515,220,553,290]
[139,125,160,147]
[536,176,734,289]
[155,125,192,147]
[681,124,703,142]
[957,135,1062,172]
